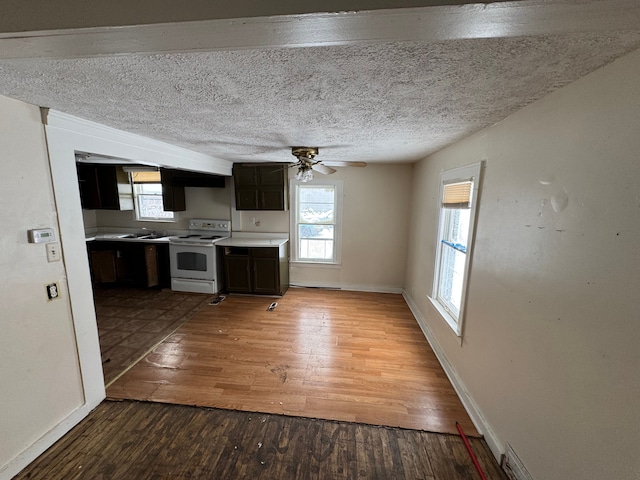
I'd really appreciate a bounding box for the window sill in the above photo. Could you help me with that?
[291,261,341,269]
[135,218,177,223]
[428,296,462,337]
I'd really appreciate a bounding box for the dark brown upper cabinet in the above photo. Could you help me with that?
[233,163,288,211]
[77,164,133,210]
[160,168,227,212]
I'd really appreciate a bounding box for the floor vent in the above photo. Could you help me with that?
[501,443,533,480]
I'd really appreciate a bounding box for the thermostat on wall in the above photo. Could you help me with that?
[28,228,56,244]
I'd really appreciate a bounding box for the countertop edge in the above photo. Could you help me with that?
[215,238,289,247]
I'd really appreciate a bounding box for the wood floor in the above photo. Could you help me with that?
[107,288,478,436]
[14,400,506,480]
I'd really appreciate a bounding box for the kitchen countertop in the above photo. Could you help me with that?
[86,233,171,243]
[216,237,288,247]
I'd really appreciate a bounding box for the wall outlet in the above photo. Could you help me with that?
[46,282,60,300]
[501,443,533,480]
[46,242,61,262]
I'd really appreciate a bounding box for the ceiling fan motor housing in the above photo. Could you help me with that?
[291,147,319,160]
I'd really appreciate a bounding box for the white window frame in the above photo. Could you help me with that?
[129,171,177,223]
[290,179,343,265]
[429,162,482,337]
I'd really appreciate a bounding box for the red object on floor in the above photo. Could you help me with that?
[456,422,488,480]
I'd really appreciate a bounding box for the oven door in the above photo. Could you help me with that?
[170,243,216,281]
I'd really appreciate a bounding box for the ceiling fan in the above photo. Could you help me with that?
[291,146,366,182]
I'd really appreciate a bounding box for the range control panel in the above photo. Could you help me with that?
[188,219,231,232]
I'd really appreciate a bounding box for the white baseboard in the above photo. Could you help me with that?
[502,443,534,480]
[0,397,103,480]
[290,282,403,294]
[402,290,503,462]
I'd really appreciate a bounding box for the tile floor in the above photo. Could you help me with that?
[93,286,213,385]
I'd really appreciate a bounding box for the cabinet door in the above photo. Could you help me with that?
[160,169,186,212]
[96,166,133,210]
[144,245,159,287]
[233,165,258,186]
[260,188,286,210]
[233,164,287,211]
[90,250,117,283]
[235,187,259,210]
[252,256,280,294]
[77,164,133,210]
[77,164,102,209]
[258,165,285,186]
[225,255,252,293]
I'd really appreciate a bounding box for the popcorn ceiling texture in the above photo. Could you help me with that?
[1,32,640,163]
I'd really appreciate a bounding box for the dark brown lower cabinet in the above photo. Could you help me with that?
[224,252,252,293]
[90,250,118,283]
[88,242,169,288]
[222,244,288,296]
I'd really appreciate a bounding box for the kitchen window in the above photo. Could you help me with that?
[429,162,482,336]
[291,179,342,264]
[130,170,175,222]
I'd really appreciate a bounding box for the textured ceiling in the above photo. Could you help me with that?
[1,28,640,164]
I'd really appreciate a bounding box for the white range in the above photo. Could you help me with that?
[169,218,231,294]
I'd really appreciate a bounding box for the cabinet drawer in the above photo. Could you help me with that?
[251,247,278,258]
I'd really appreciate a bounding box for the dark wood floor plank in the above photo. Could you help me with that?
[15,401,506,480]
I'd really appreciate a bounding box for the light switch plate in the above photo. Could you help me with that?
[46,243,61,262]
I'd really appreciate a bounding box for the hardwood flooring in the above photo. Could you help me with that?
[14,400,506,480]
[107,288,478,437]
[94,287,211,385]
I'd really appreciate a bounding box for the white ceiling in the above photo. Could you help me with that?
[1,1,640,165]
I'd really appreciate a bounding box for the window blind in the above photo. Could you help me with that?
[442,180,473,209]
[130,171,161,184]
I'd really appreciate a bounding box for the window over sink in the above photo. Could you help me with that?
[130,170,176,222]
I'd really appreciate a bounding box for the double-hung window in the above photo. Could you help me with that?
[291,179,342,264]
[129,170,175,222]
[430,162,482,336]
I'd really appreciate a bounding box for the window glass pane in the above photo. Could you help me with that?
[299,203,334,224]
[299,186,335,224]
[443,208,470,247]
[133,182,174,220]
[299,186,334,204]
[437,208,469,316]
[138,183,163,194]
[437,243,466,316]
[137,194,173,219]
[295,184,337,262]
[299,224,334,240]
[300,238,334,260]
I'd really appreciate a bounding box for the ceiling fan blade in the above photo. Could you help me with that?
[312,163,337,175]
[321,161,367,167]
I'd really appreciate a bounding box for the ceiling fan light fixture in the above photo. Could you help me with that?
[296,164,314,182]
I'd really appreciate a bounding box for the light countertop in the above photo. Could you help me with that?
[86,233,171,243]
[216,237,288,247]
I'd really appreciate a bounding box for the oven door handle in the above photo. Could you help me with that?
[170,241,214,247]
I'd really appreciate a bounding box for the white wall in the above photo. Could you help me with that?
[404,49,640,479]
[0,108,233,478]
[291,163,412,292]
[0,97,84,477]
[94,180,233,231]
